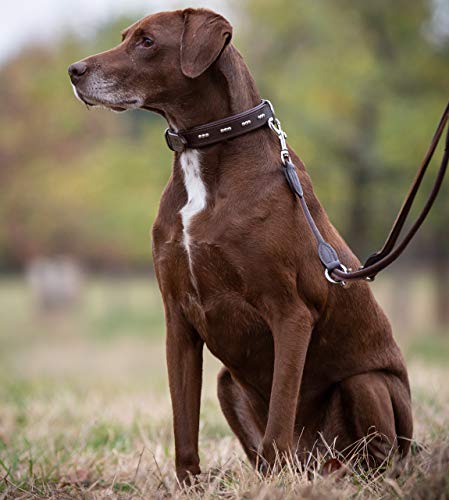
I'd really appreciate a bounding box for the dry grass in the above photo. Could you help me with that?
[0,276,448,499]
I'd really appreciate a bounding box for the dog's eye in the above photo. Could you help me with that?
[140,37,154,48]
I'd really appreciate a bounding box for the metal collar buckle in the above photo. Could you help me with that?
[165,129,187,152]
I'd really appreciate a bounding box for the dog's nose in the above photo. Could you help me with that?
[68,61,88,83]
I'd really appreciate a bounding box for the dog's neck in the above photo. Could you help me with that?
[163,45,261,131]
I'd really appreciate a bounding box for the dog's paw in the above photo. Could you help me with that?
[256,441,290,476]
[320,457,347,479]
[176,466,201,488]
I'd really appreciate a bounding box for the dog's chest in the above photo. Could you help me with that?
[153,149,212,296]
[179,150,207,273]
[152,153,278,370]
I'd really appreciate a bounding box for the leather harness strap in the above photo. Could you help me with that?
[163,98,449,286]
[165,100,274,152]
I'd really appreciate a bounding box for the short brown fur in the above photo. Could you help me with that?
[69,8,413,483]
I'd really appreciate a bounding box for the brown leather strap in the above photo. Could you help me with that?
[331,100,449,283]
[165,100,274,152]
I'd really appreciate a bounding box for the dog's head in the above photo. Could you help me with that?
[68,9,233,114]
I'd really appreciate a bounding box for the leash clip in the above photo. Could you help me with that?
[268,116,291,165]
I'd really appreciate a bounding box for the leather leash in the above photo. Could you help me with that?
[164,99,449,286]
[269,100,449,285]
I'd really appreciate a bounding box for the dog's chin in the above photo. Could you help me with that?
[107,104,128,113]
[80,96,129,113]
[88,102,128,113]
[72,86,139,113]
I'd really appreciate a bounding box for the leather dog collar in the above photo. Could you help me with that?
[164,100,274,152]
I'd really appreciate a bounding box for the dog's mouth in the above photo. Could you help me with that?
[72,85,138,113]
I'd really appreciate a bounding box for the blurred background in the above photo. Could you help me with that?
[1,0,449,491]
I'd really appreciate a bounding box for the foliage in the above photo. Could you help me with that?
[0,20,171,269]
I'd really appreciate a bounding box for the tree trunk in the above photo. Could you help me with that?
[432,257,449,331]
[344,100,378,258]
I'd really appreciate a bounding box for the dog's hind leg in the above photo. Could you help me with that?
[321,372,412,466]
[385,373,413,457]
[217,367,265,466]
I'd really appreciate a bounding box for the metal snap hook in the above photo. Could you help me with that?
[268,117,291,164]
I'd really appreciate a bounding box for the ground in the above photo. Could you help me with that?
[0,276,448,499]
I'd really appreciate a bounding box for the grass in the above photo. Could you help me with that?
[0,275,448,498]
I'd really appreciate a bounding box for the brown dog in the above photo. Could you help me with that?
[69,8,413,482]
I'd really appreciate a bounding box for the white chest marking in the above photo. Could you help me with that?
[179,150,207,269]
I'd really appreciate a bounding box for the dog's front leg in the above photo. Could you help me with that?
[166,309,203,484]
[261,301,313,469]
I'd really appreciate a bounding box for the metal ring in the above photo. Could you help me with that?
[281,150,291,165]
[325,264,348,287]
[268,116,281,134]
[264,99,276,117]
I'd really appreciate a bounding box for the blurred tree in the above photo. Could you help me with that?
[0,18,171,271]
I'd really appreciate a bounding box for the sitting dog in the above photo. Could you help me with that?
[69,8,413,482]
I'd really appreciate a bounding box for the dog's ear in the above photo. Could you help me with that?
[181,8,233,79]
